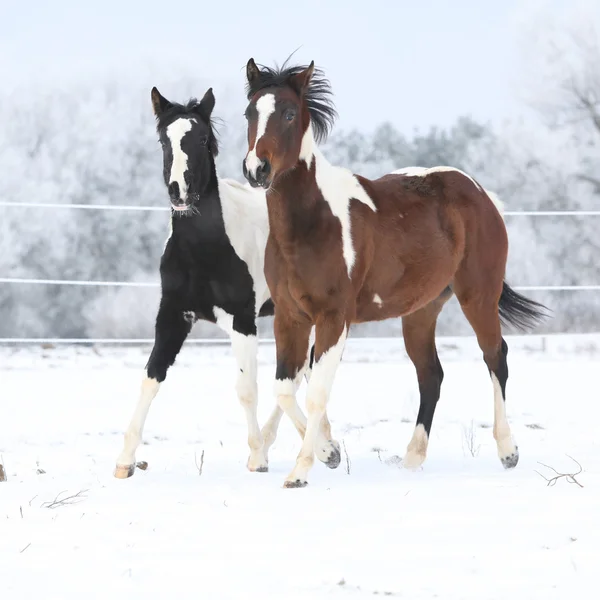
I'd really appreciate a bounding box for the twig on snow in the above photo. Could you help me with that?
[20,543,31,554]
[462,420,480,458]
[342,440,351,475]
[41,489,89,509]
[535,455,584,488]
[0,455,7,482]
[194,450,205,476]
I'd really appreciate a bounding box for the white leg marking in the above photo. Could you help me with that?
[261,344,320,457]
[230,331,267,471]
[261,404,284,453]
[271,354,338,466]
[403,424,428,470]
[115,377,160,476]
[245,93,275,177]
[491,373,518,466]
[373,294,383,307]
[166,118,195,200]
[285,325,347,486]
[275,378,308,439]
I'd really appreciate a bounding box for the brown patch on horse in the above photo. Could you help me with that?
[399,174,438,196]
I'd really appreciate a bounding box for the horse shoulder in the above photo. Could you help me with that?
[218,179,271,308]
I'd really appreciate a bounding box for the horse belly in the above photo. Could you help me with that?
[355,257,456,322]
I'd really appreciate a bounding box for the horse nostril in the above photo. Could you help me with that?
[168,182,180,200]
[255,160,271,185]
[262,160,271,179]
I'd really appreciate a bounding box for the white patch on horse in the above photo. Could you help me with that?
[213,306,234,334]
[491,373,517,460]
[485,189,505,216]
[115,377,160,475]
[166,118,195,200]
[393,166,483,192]
[373,294,383,307]
[403,423,428,469]
[245,93,276,177]
[300,124,377,278]
[217,178,271,314]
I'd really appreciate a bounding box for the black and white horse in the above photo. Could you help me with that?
[114,87,339,478]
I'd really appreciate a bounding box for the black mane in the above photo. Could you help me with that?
[245,57,337,143]
[155,99,220,156]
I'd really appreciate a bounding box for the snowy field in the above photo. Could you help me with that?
[1,335,599,599]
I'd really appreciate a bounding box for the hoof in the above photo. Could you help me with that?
[247,454,269,473]
[500,447,519,469]
[114,464,135,479]
[325,445,341,469]
[114,461,148,479]
[316,439,341,469]
[248,464,269,473]
[402,451,426,470]
[283,479,308,489]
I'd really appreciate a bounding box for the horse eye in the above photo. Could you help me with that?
[284,110,296,122]
[199,136,208,146]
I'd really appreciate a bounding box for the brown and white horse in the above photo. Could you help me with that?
[242,58,548,488]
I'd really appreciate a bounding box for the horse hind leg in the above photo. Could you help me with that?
[453,282,521,469]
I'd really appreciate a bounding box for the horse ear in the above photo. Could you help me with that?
[151,87,172,116]
[246,58,260,85]
[198,87,215,117]
[288,61,315,96]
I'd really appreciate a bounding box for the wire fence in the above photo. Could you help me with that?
[1,200,598,343]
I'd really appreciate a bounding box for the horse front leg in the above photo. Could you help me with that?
[229,314,269,472]
[284,311,347,488]
[114,299,191,478]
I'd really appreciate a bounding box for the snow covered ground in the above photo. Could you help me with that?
[1,335,599,599]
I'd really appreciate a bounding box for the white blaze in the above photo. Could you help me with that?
[166,118,194,199]
[245,93,276,177]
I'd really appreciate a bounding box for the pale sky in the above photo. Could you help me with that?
[1,0,591,134]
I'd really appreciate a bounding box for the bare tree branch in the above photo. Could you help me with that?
[535,455,584,487]
[41,489,89,509]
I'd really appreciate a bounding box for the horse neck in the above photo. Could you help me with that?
[267,124,334,239]
[199,157,220,200]
[270,123,325,204]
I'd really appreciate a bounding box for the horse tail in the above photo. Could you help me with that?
[498,281,549,332]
